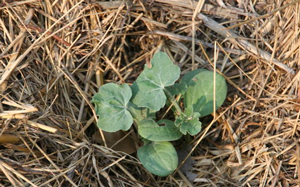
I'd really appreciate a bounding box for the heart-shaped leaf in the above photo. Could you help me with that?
[131,52,180,111]
[138,141,178,177]
[91,83,133,132]
[138,119,182,141]
[183,69,227,117]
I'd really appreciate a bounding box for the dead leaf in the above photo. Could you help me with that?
[93,130,137,154]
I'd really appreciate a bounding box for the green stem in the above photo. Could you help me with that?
[164,89,183,116]
[127,102,146,124]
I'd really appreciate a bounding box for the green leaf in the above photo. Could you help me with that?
[138,141,178,176]
[175,106,202,135]
[181,69,206,85]
[129,83,156,123]
[131,52,180,111]
[138,119,182,141]
[91,83,133,132]
[183,69,227,117]
[166,82,187,96]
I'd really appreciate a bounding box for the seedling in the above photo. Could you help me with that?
[91,52,227,176]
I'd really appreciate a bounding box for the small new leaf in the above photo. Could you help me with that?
[91,83,133,132]
[138,141,178,177]
[131,52,180,111]
[138,119,182,141]
[175,106,202,135]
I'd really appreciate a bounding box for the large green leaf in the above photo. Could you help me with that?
[138,119,182,141]
[131,52,180,111]
[91,83,133,132]
[183,69,227,117]
[181,69,205,85]
[137,141,178,176]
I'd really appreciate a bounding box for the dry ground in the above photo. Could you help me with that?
[1,0,300,186]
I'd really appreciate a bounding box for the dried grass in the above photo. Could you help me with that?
[1,0,300,186]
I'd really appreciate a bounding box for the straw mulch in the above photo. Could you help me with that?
[1,0,300,186]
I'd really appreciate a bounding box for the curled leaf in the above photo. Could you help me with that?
[175,106,202,135]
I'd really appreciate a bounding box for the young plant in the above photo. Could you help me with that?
[91,52,227,176]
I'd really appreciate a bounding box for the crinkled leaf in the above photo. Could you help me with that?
[176,117,202,136]
[183,69,227,117]
[131,52,180,111]
[91,83,133,132]
[175,106,202,135]
[138,119,182,141]
[138,141,178,177]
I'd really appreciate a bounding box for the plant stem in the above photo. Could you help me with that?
[127,102,145,124]
[164,89,183,115]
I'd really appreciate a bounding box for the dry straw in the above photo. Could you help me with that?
[0,0,300,186]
